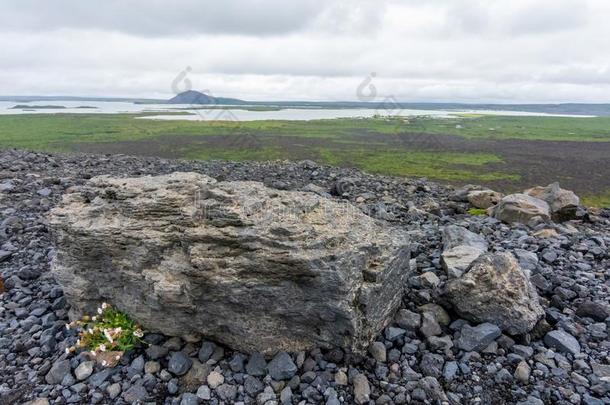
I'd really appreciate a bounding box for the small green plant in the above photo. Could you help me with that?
[467,207,488,216]
[66,303,144,359]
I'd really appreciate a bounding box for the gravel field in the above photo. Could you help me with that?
[0,149,608,405]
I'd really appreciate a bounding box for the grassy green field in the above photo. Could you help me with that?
[0,113,608,206]
[1,113,610,150]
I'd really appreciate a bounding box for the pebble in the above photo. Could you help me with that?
[514,360,531,383]
[74,361,94,381]
[353,374,371,404]
[395,309,421,330]
[106,382,121,399]
[180,393,199,405]
[245,352,267,376]
[168,351,193,376]
[144,360,160,374]
[196,385,211,400]
[420,312,442,337]
[267,352,297,380]
[206,370,224,389]
[45,359,71,385]
[544,330,581,355]
[369,341,387,362]
[456,323,502,352]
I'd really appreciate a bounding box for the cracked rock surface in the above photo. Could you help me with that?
[48,172,410,354]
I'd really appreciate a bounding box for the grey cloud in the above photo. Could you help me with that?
[0,0,609,102]
[506,1,589,35]
[0,0,327,36]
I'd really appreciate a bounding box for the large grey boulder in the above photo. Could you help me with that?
[444,252,544,335]
[491,194,550,224]
[49,172,410,354]
[524,182,579,221]
[440,225,488,279]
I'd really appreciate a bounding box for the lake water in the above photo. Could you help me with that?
[0,101,594,120]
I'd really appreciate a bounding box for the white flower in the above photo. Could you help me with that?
[90,351,97,357]
[103,329,114,343]
[76,339,81,346]
[99,344,106,352]
[97,307,103,315]
[115,355,121,360]
[101,360,107,366]
[133,329,144,338]
[88,328,93,334]
[65,324,70,330]
[92,316,97,322]
[101,302,108,310]
[65,348,70,354]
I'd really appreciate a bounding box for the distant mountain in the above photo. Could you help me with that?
[167,90,246,105]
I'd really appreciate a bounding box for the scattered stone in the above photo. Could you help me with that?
[514,360,531,383]
[245,352,267,376]
[419,271,440,288]
[89,369,112,388]
[420,312,442,337]
[441,225,488,278]
[544,330,581,355]
[456,323,502,352]
[513,248,539,271]
[335,370,348,386]
[395,309,421,331]
[353,374,371,404]
[525,182,579,221]
[369,341,387,362]
[180,393,199,405]
[168,351,193,376]
[444,252,544,334]
[106,383,121,399]
[74,361,94,381]
[198,341,216,362]
[418,303,451,326]
[123,384,148,403]
[180,360,211,391]
[576,301,610,321]
[420,353,445,377]
[280,386,293,404]
[491,194,550,224]
[45,359,71,385]
[468,189,503,209]
[267,352,297,380]
[533,228,559,239]
[196,385,211,400]
[131,355,145,371]
[144,361,160,374]
[206,371,224,389]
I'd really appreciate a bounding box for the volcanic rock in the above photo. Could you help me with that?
[544,330,581,355]
[491,194,550,224]
[444,252,544,335]
[48,172,410,354]
[440,225,488,278]
[456,323,502,352]
[467,189,503,209]
[525,182,580,221]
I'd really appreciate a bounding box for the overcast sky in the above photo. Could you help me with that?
[1,0,609,103]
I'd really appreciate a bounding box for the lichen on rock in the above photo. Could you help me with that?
[48,172,411,354]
